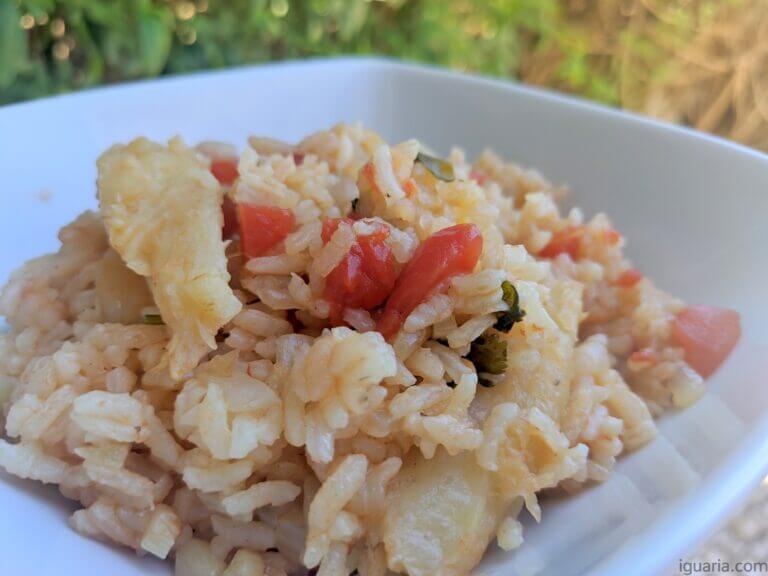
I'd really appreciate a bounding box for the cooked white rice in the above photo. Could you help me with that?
[0,123,733,576]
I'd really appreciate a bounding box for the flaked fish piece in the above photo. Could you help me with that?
[97,137,241,379]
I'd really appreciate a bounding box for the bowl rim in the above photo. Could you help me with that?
[3,55,767,168]
[2,56,767,576]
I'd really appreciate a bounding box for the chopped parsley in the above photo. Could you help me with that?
[416,151,455,182]
[493,280,525,333]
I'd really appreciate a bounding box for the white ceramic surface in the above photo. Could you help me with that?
[1,58,767,576]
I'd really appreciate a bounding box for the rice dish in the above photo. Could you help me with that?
[0,124,741,576]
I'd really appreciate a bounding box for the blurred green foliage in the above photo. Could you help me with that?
[0,0,615,104]
[4,1,760,149]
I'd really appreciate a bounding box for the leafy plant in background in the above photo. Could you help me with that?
[0,0,602,104]
[1,0,765,151]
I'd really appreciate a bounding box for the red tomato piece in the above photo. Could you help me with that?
[403,178,419,197]
[322,218,397,324]
[377,223,483,338]
[616,268,643,288]
[293,152,305,166]
[360,162,379,194]
[358,233,395,285]
[239,204,295,258]
[211,159,239,186]
[222,195,239,239]
[209,159,241,238]
[539,226,584,259]
[628,347,658,368]
[671,305,741,378]
[603,228,622,245]
[322,217,354,243]
[469,170,487,185]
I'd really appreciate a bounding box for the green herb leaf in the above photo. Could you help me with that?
[493,280,526,332]
[416,151,455,182]
[142,308,165,325]
[143,314,164,325]
[467,333,507,380]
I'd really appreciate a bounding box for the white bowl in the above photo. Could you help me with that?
[1,58,767,576]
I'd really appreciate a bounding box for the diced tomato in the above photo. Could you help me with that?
[222,195,239,239]
[360,161,379,194]
[322,217,353,243]
[293,152,305,166]
[322,218,398,324]
[403,178,418,197]
[616,268,643,288]
[469,170,487,185]
[209,159,242,238]
[239,204,295,258]
[628,347,658,368]
[671,305,741,378]
[539,226,622,259]
[210,159,239,186]
[603,228,622,245]
[377,224,483,338]
[539,226,584,259]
